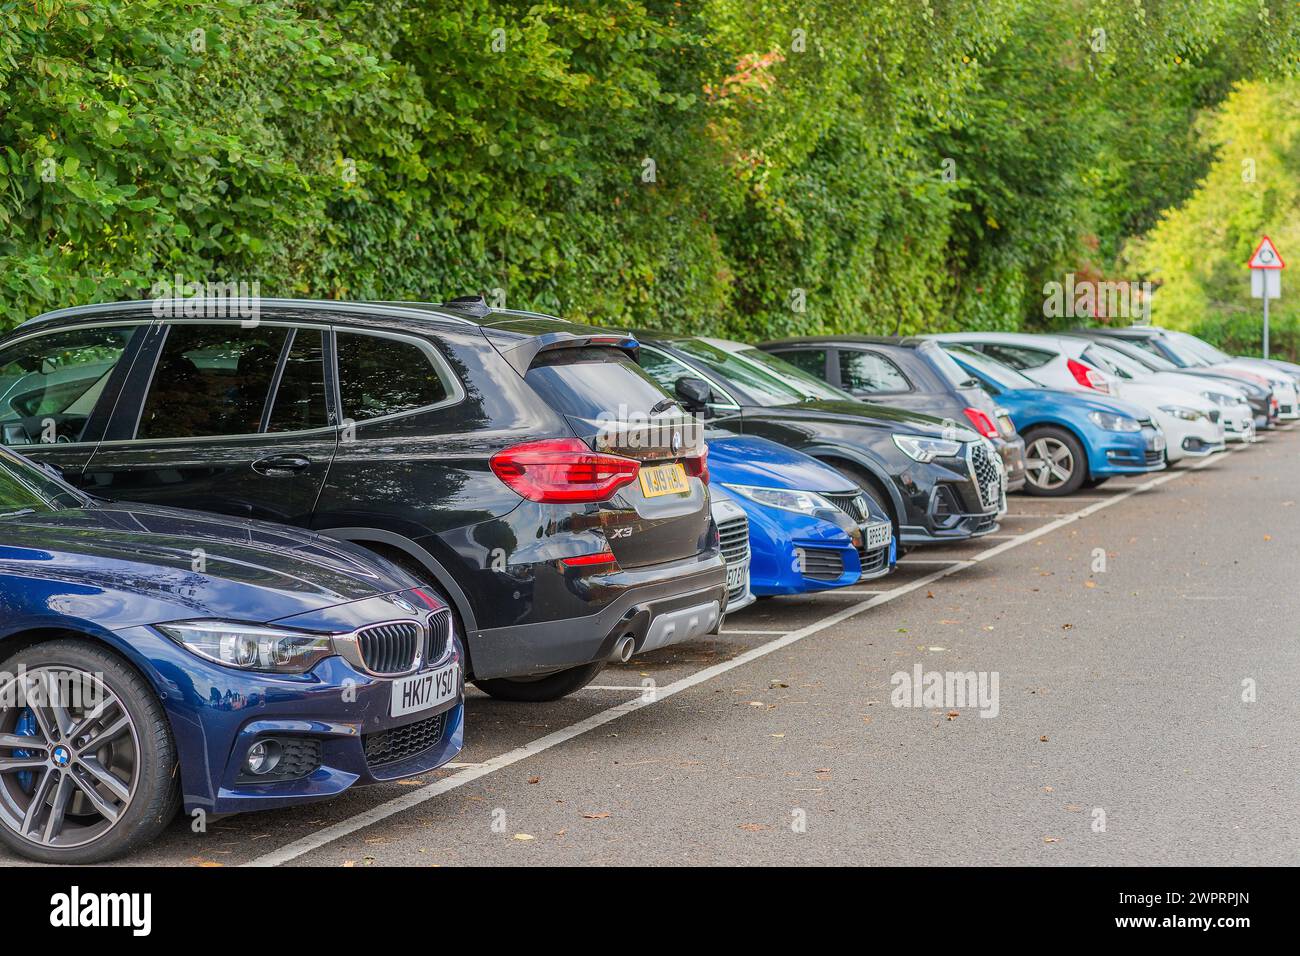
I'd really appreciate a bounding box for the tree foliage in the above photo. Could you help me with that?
[1,0,1297,337]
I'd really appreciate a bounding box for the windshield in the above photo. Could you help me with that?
[942,345,1040,391]
[675,340,850,406]
[1084,344,1149,380]
[1168,331,1232,365]
[0,447,83,517]
[1100,338,1178,372]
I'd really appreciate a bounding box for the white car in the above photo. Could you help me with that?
[931,332,1226,463]
[1066,337,1256,443]
[711,489,756,614]
[1154,330,1300,420]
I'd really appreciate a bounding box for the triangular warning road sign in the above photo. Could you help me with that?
[1248,235,1285,270]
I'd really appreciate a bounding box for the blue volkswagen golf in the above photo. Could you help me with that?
[943,346,1166,496]
[708,435,896,594]
[0,446,464,864]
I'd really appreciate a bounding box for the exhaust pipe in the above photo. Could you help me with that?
[609,635,635,663]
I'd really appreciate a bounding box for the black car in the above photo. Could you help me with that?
[759,335,1027,493]
[0,297,728,701]
[628,333,1005,547]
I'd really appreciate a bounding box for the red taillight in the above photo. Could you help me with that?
[962,408,999,439]
[490,438,640,503]
[560,550,618,568]
[682,443,709,484]
[1066,357,1108,392]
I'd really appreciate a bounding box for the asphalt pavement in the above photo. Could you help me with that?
[10,426,1299,867]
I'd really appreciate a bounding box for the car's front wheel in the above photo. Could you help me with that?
[1022,427,1088,496]
[0,639,179,864]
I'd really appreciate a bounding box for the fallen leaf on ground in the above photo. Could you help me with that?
[945,710,959,720]
[738,823,773,831]
[527,776,540,784]
[513,833,535,841]
[1039,735,1049,742]
[582,812,612,820]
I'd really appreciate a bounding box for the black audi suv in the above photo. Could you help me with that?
[628,333,1005,548]
[758,335,1028,493]
[0,297,728,701]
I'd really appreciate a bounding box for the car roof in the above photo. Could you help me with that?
[11,296,611,344]
[760,334,927,349]
[929,330,1085,352]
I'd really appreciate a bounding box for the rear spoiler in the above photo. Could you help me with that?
[482,327,641,376]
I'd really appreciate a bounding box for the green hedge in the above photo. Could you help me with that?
[2,1,1297,337]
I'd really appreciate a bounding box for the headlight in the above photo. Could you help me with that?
[722,484,838,516]
[158,621,334,673]
[1086,411,1141,432]
[892,434,963,462]
[1158,405,1206,422]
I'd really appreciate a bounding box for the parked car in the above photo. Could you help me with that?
[710,484,756,613]
[757,335,1027,492]
[1081,326,1299,422]
[708,434,896,594]
[1070,331,1273,434]
[0,445,464,864]
[930,332,1225,463]
[0,297,729,702]
[942,345,1166,495]
[1061,336,1256,443]
[629,333,1005,548]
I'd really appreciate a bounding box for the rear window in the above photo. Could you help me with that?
[525,347,671,419]
[979,343,1055,370]
[920,342,979,390]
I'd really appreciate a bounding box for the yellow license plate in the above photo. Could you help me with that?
[638,462,690,498]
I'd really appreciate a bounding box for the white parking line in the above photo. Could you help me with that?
[242,445,1240,867]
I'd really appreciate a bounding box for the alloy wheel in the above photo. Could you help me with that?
[1025,437,1074,491]
[0,666,140,850]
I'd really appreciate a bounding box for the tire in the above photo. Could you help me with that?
[1022,426,1088,497]
[473,661,606,702]
[0,639,179,864]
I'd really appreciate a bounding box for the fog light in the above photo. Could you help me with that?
[245,740,282,776]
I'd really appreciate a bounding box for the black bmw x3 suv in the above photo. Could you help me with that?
[629,332,1005,548]
[0,297,728,700]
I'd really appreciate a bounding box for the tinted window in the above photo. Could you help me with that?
[979,344,1055,370]
[138,325,286,439]
[0,326,136,446]
[526,347,670,419]
[0,447,82,514]
[920,342,979,389]
[773,349,828,380]
[839,349,910,393]
[674,340,849,405]
[267,330,329,432]
[337,332,449,422]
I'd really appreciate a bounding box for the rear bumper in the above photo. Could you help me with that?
[466,551,728,679]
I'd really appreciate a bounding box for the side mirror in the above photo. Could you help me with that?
[675,377,712,412]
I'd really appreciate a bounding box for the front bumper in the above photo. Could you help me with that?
[118,625,465,816]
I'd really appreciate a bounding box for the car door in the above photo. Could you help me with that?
[80,320,337,526]
[0,321,151,481]
[831,346,932,413]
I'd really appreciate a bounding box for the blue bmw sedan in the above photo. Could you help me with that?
[0,446,463,863]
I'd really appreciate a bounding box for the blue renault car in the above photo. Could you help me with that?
[0,446,464,864]
[708,435,896,595]
[942,346,1166,496]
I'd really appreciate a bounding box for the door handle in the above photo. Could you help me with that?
[251,455,311,476]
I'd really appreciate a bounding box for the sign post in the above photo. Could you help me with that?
[1247,236,1284,359]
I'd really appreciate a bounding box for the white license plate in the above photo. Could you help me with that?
[390,662,459,718]
[726,563,747,591]
[866,522,892,549]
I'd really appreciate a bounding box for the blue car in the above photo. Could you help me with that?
[943,345,1166,496]
[0,446,464,864]
[708,435,896,595]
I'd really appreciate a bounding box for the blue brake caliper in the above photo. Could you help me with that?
[14,708,37,793]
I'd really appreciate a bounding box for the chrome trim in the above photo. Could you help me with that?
[331,608,452,677]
